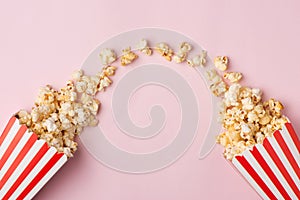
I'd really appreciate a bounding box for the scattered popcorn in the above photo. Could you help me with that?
[104,66,117,76]
[120,47,138,66]
[205,69,228,97]
[72,69,83,81]
[99,48,117,65]
[205,69,222,83]
[210,81,227,97]
[173,42,192,63]
[214,56,228,71]
[199,50,207,66]
[155,42,174,61]
[98,76,112,92]
[15,39,290,164]
[173,51,187,63]
[187,50,207,67]
[136,39,152,55]
[223,72,242,83]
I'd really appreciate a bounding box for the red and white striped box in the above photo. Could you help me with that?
[232,122,300,199]
[0,117,68,200]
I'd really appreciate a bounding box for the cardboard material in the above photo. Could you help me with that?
[232,123,300,199]
[0,117,67,200]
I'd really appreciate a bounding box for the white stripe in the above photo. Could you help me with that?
[281,125,300,167]
[243,150,284,199]
[0,139,44,199]
[268,137,299,187]
[25,154,67,200]
[256,144,297,199]
[232,157,269,200]
[0,130,31,180]
[0,120,21,160]
[9,147,56,200]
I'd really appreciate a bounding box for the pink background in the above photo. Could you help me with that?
[0,0,299,199]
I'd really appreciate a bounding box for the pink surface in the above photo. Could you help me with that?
[0,0,299,199]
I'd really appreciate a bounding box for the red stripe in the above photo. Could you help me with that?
[250,146,291,199]
[0,117,16,146]
[263,138,300,199]
[16,152,64,200]
[274,130,300,179]
[2,143,49,200]
[0,125,27,170]
[235,155,277,199]
[0,133,37,189]
[284,123,300,153]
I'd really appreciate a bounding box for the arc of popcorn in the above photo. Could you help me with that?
[232,123,300,200]
[0,117,68,200]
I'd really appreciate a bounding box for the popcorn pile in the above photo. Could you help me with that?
[209,56,288,160]
[15,66,117,158]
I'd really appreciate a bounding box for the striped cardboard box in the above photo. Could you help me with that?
[0,117,68,200]
[232,122,300,199]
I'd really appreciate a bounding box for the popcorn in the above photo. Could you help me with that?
[15,68,112,158]
[224,83,241,106]
[223,72,242,83]
[155,42,174,61]
[173,52,187,63]
[210,81,227,97]
[251,88,262,103]
[72,69,83,81]
[120,47,138,66]
[214,56,288,160]
[216,132,231,147]
[255,131,265,143]
[103,66,117,76]
[173,42,192,63]
[43,117,58,132]
[136,39,152,55]
[75,80,87,93]
[98,76,112,92]
[99,48,117,65]
[214,56,228,71]
[259,114,271,125]
[241,97,254,110]
[205,69,228,97]
[187,50,207,67]
[17,109,32,126]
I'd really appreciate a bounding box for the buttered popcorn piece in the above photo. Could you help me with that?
[155,42,174,61]
[136,39,152,55]
[173,42,192,63]
[187,50,207,67]
[120,47,138,66]
[98,76,112,92]
[214,56,228,71]
[205,69,228,97]
[210,81,228,97]
[99,48,117,65]
[223,72,242,83]
[104,66,117,76]
[72,69,83,81]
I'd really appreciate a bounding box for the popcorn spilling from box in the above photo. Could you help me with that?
[0,65,117,199]
[210,56,300,199]
[15,66,117,158]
